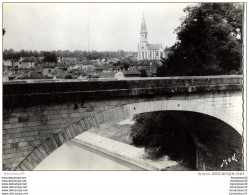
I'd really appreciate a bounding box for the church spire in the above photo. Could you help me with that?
[140,13,147,34]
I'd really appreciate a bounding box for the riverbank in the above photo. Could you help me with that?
[78,120,193,170]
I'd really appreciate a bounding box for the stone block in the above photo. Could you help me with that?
[73,122,83,134]
[52,134,63,147]
[37,145,48,158]
[27,155,38,168]
[91,115,98,127]
[68,125,76,138]
[41,143,52,155]
[99,112,105,124]
[20,163,30,171]
[8,118,19,123]
[109,108,115,121]
[112,107,118,120]
[94,113,101,126]
[3,146,34,155]
[64,126,73,139]
[23,159,34,170]
[82,118,90,130]
[3,162,20,170]
[34,148,45,161]
[57,131,66,144]
[85,116,94,129]
[101,110,108,123]
[30,152,41,164]
[79,119,87,131]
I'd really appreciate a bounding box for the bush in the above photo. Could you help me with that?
[64,74,73,79]
[130,112,196,167]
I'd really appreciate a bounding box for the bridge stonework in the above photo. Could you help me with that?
[3,76,243,171]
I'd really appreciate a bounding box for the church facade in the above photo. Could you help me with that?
[137,14,165,61]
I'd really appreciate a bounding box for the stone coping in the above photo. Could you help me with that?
[3,75,242,109]
[3,75,242,83]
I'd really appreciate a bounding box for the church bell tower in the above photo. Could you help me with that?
[140,13,148,48]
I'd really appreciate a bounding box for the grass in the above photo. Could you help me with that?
[88,122,133,145]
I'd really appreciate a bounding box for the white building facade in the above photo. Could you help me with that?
[137,14,165,61]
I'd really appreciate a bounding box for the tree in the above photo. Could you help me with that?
[43,51,57,63]
[157,3,243,76]
[140,69,148,77]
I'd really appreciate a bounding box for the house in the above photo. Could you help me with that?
[82,64,95,70]
[85,66,96,75]
[18,57,36,68]
[89,59,102,66]
[3,59,19,69]
[42,64,55,75]
[57,64,68,71]
[15,70,46,80]
[59,57,77,66]
[99,71,116,79]
[101,58,107,65]
[95,67,104,73]
[70,64,94,70]
[107,58,120,64]
[70,64,82,70]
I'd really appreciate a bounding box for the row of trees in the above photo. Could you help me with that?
[3,49,58,63]
[157,3,243,76]
[3,49,132,61]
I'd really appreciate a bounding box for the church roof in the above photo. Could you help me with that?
[148,44,161,50]
[140,13,147,34]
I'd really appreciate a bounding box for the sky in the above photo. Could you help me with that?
[3,3,194,52]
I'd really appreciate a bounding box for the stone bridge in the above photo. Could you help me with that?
[3,75,243,171]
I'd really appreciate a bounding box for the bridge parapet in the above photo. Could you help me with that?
[3,75,242,109]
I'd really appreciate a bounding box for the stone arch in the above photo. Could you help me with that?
[15,98,242,171]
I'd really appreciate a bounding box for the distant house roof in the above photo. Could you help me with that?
[75,62,85,66]
[41,64,55,68]
[95,67,104,71]
[148,44,161,50]
[107,58,120,63]
[89,59,101,66]
[19,57,36,62]
[99,72,116,78]
[123,71,141,77]
[16,71,45,79]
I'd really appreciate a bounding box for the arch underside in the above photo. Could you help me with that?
[15,96,243,171]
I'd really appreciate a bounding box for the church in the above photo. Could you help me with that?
[137,14,165,61]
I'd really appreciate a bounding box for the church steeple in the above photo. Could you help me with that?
[140,13,148,46]
[140,13,147,34]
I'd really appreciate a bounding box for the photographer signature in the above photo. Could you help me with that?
[221,153,238,167]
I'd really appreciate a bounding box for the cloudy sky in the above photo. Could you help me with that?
[3,3,194,51]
